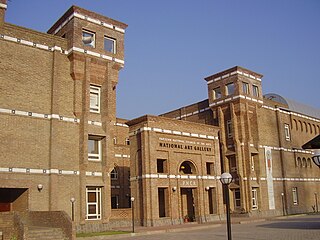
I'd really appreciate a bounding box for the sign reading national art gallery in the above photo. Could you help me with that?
[159,142,212,152]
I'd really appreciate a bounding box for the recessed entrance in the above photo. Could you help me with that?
[0,188,28,212]
[181,188,195,222]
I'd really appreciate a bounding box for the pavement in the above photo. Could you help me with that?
[77,215,282,240]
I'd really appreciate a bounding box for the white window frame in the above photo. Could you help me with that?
[252,85,259,97]
[234,189,241,209]
[292,187,298,205]
[251,155,255,172]
[242,82,249,94]
[90,85,101,113]
[86,187,102,220]
[104,36,116,54]
[284,124,291,141]
[213,87,222,100]
[252,188,258,210]
[226,82,235,96]
[111,168,118,180]
[82,29,95,48]
[88,136,102,161]
[227,120,233,138]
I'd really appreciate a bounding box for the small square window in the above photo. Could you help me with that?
[226,83,235,96]
[90,85,100,113]
[206,162,214,175]
[82,30,95,48]
[157,159,167,173]
[104,36,116,54]
[252,85,259,97]
[213,87,222,100]
[88,136,102,161]
[125,138,130,145]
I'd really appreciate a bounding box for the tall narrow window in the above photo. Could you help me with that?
[213,87,222,100]
[111,195,119,209]
[284,124,290,141]
[234,189,241,208]
[86,187,101,220]
[158,188,167,217]
[252,188,258,209]
[82,30,95,48]
[104,36,116,54]
[88,136,102,161]
[90,85,100,113]
[251,154,255,172]
[242,82,249,94]
[208,188,216,214]
[252,85,259,97]
[227,120,233,138]
[226,83,235,96]
[292,187,298,205]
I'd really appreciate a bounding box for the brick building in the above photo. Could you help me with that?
[1,1,320,238]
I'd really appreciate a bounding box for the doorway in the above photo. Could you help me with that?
[181,188,195,222]
[0,188,28,212]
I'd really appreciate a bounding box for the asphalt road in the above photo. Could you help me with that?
[114,214,320,240]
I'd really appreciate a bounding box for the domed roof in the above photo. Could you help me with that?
[264,93,320,119]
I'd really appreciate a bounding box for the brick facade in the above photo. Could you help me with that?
[1,3,320,234]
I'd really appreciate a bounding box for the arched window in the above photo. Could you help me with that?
[179,161,197,175]
[296,157,301,167]
[111,168,118,180]
[304,122,308,133]
[307,158,312,168]
[299,121,303,132]
[313,124,317,135]
[302,157,307,168]
[293,119,298,131]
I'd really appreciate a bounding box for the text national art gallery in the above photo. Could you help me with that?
[1,2,320,238]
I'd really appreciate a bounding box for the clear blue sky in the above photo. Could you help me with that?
[5,0,320,120]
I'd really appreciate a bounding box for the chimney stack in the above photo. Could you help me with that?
[0,0,7,25]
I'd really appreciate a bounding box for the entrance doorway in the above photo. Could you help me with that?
[0,188,28,212]
[181,188,195,222]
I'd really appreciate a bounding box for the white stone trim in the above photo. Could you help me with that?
[88,120,102,126]
[131,174,219,181]
[0,107,80,124]
[209,95,263,107]
[207,71,261,84]
[0,34,125,65]
[114,122,129,128]
[258,144,312,154]
[115,154,130,158]
[129,126,218,140]
[52,12,125,35]
[0,3,7,9]
[0,167,80,176]
[262,105,320,123]
[243,176,320,182]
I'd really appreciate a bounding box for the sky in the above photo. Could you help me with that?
[4,0,320,120]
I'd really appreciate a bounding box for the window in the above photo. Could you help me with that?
[86,187,101,220]
[227,120,233,138]
[125,138,130,145]
[158,188,167,218]
[111,195,119,209]
[157,159,167,173]
[234,189,241,208]
[111,168,118,180]
[206,162,214,175]
[208,188,217,214]
[242,82,249,94]
[82,30,95,48]
[88,136,102,161]
[252,188,258,209]
[104,36,116,54]
[213,87,222,100]
[90,85,100,113]
[292,187,298,205]
[252,85,259,97]
[251,154,255,172]
[284,124,290,141]
[226,83,235,96]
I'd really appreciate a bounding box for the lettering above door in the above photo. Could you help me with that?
[181,180,197,186]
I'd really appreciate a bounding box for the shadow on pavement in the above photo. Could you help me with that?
[259,218,320,230]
